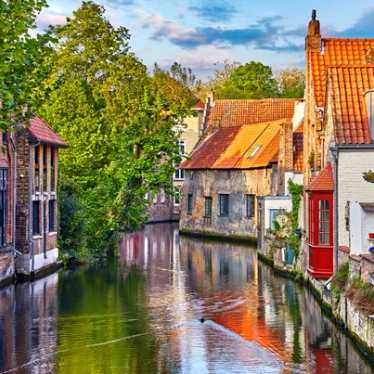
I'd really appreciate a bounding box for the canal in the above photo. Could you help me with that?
[0,223,373,373]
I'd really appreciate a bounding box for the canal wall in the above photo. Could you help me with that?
[0,251,14,287]
[180,230,374,363]
[257,239,374,362]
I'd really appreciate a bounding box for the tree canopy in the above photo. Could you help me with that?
[0,0,50,126]
[40,1,190,255]
[198,61,305,100]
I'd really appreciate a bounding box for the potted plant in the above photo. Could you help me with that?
[363,170,374,183]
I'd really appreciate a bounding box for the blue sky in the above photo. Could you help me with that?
[38,0,374,80]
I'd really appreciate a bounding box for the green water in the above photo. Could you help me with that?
[0,223,373,373]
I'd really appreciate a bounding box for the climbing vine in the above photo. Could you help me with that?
[286,180,303,259]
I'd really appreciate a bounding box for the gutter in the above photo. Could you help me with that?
[331,146,339,274]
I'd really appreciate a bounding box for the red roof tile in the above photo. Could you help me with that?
[328,66,373,144]
[193,99,205,110]
[306,163,334,191]
[206,98,297,131]
[181,120,283,170]
[310,38,374,108]
[29,116,68,147]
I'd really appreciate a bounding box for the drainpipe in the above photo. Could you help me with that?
[29,142,39,273]
[9,132,16,256]
[331,146,339,274]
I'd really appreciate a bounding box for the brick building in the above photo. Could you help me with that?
[303,10,374,279]
[180,98,303,240]
[15,116,67,277]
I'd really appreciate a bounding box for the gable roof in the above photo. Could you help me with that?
[305,163,334,191]
[309,38,374,144]
[205,98,297,131]
[310,38,374,108]
[29,116,68,147]
[328,66,374,144]
[181,120,283,170]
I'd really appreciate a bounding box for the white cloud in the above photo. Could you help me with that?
[37,9,69,30]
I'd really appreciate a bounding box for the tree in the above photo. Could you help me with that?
[197,60,239,100]
[0,0,50,126]
[152,64,196,108]
[277,68,305,98]
[40,1,189,255]
[218,61,279,99]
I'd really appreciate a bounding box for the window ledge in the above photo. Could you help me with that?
[32,235,42,240]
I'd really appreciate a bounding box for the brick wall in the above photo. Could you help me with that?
[15,129,30,254]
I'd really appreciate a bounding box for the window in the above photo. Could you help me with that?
[48,200,56,232]
[0,169,7,247]
[319,200,330,244]
[174,188,181,206]
[34,145,40,192]
[246,194,255,218]
[51,147,56,191]
[219,194,229,217]
[248,145,262,158]
[160,188,166,203]
[187,193,193,214]
[2,132,7,146]
[32,201,40,235]
[269,209,284,230]
[43,145,48,190]
[204,197,212,218]
[174,168,185,180]
[177,140,185,155]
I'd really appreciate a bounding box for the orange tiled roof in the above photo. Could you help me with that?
[206,98,297,130]
[181,120,283,170]
[328,66,373,144]
[29,116,68,147]
[310,38,374,108]
[306,163,334,191]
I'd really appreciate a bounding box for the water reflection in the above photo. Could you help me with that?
[0,223,372,373]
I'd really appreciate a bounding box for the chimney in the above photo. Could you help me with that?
[278,121,293,194]
[305,9,321,50]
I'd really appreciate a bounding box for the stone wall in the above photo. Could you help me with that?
[180,168,273,238]
[147,190,174,223]
[0,251,14,285]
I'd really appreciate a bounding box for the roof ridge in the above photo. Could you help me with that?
[324,37,374,41]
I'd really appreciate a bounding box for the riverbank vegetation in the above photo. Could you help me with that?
[2,0,306,259]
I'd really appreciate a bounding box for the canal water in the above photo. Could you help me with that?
[0,223,373,374]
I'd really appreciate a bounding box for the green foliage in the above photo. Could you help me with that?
[331,262,349,296]
[152,63,196,108]
[346,277,374,314]
[40,1,190,256]
[277,68,305,98]
[286,180,303,259]
[218,61,278,99]
[0,0,51,126]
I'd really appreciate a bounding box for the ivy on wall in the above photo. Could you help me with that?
[286,179,303,259]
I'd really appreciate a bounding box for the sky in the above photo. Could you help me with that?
[38,0,374,80]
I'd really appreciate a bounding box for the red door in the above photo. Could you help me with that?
[308,191,333,279]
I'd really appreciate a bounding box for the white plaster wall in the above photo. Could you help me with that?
[32,248,59,272]
[338,149,374,250]
[264,198,292,230]
[292,101,305,131]
[349,201,363,254]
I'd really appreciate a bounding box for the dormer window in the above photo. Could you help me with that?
[248,145,262,159]
[364,90,374,141]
